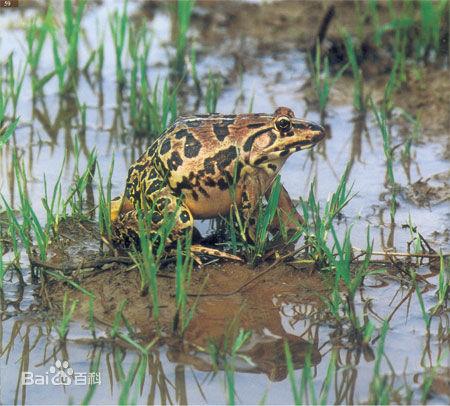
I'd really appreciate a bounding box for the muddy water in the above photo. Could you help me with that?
[1,2,449,405]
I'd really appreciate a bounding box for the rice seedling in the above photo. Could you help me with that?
[81,349,102,405]
[342,32,364,112]
[130,204,178,323]
[370,99,396,219]
[97,158,114,240]
[173,238,198,336]
[207,328,251,405]
[173,0,195,77]
[250,175,282,265]
[64,140,97,217]
[413,277,432,329]
[96,43,104,77]
[25,13,50,92]
[430,253,449,315]
[0,118,19,148]
[118,356,148,406]
[369,320,391,404]
[0,243,5,289]
[284,341,321,405]
[42,159,65,238]
[6,54,26,119]
[63,0,86,70]
[309,43,347,117]
[205,71,223,113]
[296,164,354,267]
[56,292,78,340]
[417,0,447,61]
[131,72,178,137]
[110,0,129,86]
[190,47,202,96]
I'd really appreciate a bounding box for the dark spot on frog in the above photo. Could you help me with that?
[268,163,278,172]
[151,212,163,224]
[213,122,230,141]
[147,142,158,156]
[198,186,209,197]
[254,156,268,165]
[217,178,229,190]
[175,128,190,139]
[168,151,183,171]
[243,128,272,152]
[156,197,171,210]
[191,190,199,201]
[247,122,266,128]
[279,149,290,157]
[184,133,202,158]
[186,120,202,128]
[160,139,171,155]
[180,210,190,223]
[204,177,216,187]
[147,179,164,194]
[203,146,237,175]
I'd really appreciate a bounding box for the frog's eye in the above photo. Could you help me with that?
[275,116,292,132]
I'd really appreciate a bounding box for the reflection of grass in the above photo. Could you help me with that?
[57,292,78,340]
[109,0,128,86]
[285,342,337,405]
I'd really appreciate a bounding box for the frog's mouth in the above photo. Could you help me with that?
[269,127,325,156]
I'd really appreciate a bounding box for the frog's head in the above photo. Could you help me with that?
[246,107,325,170]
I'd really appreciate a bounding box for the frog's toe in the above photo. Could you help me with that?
[191,245,243,262]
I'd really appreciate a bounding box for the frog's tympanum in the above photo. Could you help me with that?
[111,107,324,260]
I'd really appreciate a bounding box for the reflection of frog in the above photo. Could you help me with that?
[111,107,324,258]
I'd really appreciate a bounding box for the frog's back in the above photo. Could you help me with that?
[153,113,272,172]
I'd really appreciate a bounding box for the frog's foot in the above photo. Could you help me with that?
[191,245,243,263]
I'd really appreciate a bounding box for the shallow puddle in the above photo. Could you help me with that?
[1,1,449,404]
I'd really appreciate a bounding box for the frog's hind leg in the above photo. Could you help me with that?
[146,186,242,263]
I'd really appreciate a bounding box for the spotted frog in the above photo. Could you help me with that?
[111,107,325,260]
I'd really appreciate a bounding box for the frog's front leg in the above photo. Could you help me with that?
[240,174,303,243]
[265,184,303,238]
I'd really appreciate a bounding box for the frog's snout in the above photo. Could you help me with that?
[310,122,326,144]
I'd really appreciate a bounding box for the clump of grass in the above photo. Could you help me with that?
[369,321,391,404]
[296,164,354,267]
[430,253,449,315]
[370,98,397,220]
[97,158,115,240]
[6,54,26,119]
[110,0,129,87]
[285,341,337,405]
[309,43,347,118]
[0,118,19,149]
[56,292,78,340]
[173,238,198,336]
[207,327,252,405]
[342,32,365,112]
[250,175,282,265]
[173,0,195,77]
[25,13,51,93]
[131,203,180,324]
[0,243,5,289]
[205,71,223,113]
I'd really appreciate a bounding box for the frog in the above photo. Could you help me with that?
[110,107,325,261]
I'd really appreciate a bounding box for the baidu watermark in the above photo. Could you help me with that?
[21,360,101,386]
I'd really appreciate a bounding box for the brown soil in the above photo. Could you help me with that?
[42,220,329,380]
